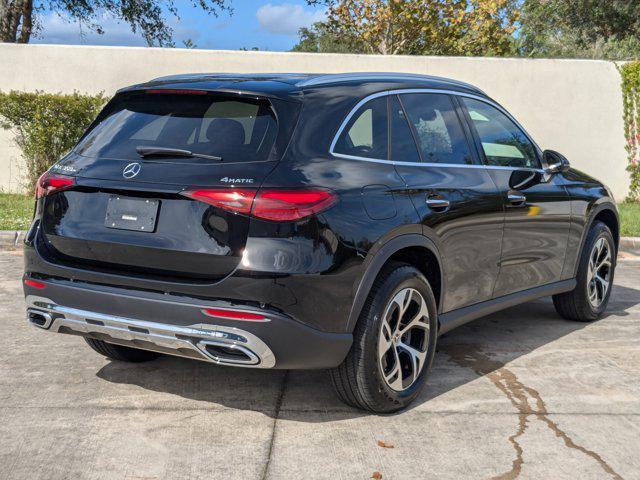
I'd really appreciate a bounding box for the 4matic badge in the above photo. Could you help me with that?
[220,177,254,184]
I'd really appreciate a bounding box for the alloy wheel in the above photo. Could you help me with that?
[587,237,612,308]
[378,288,430,392]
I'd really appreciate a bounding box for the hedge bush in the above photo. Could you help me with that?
[0,91,106,194]
[621,61,640,202]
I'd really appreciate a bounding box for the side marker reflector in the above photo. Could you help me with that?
[202,308,267,321]
[24,279,46,289]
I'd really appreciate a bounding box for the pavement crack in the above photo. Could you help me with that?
[442,344,624,480]
[260,370,288,480]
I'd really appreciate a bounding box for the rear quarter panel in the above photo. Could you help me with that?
[243,89,421,333]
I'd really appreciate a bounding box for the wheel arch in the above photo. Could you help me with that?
[592,207,619,250]
[346,234,444,332]
[573,201,619,277]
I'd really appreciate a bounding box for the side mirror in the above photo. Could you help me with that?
[543,150,570,174]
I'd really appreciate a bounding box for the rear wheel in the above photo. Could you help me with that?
[553,221,616,321]
[330,262,438,413]
[84,338,161,362]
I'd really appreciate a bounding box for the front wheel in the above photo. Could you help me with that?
[553,221,616,321]
[330,262,438,413]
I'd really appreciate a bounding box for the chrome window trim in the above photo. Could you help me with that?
[329,88,544,172]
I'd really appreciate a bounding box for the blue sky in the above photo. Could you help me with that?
[31,1,327,51]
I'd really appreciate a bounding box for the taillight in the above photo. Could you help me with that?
[36,172,75,199]
[181,189,256,214]
[252,189,337,221]
[181,188,337,221]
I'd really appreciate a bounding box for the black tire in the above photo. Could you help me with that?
[553,221,616,321]
[84,338,161,362]
[330,262,438,413]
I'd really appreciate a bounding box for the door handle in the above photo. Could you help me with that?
[507,191,526,206]
[426,197,450,211]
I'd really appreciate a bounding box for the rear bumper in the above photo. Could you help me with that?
[24,227,362,334]
[24,277,352,369]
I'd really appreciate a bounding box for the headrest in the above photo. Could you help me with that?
[206,118,245,146]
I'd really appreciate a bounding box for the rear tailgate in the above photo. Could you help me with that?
[38,89,299,280]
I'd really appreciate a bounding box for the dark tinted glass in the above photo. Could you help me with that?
[334,96,388,159]
[400,93,473,165]
[76,93,277,163]
[389,95,420,163]
[462,98,539,169]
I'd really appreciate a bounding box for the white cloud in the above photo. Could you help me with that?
[256,3,325,36]
[33,13,147,46]
[32,12,201,47]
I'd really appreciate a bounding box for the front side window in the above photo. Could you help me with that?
[334,96,388,159]
[400,93,473,165]
[76,92,277,163]
[462,98,539,169]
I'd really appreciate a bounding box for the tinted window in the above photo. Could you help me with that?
[389,95,420,163]
[400,93,473,165]
[334,96,388,159]
[76,93,277,163]
[462,98,539,169]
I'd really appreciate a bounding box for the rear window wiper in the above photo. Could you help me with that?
[136,146,223,161]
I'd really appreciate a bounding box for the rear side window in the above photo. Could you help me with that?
[75,92,277,163]
[389,95,420,163]
[333,96,388,159]
[400,93,473,165]
[462,98,539,169]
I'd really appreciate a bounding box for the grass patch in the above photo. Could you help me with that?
[619,202,640,237]
[0,193,33,230]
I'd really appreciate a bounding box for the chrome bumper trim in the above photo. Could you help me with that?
[26,295,276,368]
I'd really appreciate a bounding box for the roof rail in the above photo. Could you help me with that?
[296,72,485,95]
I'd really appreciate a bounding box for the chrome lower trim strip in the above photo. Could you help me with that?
[329,152,545,172]
[25,295,276,368]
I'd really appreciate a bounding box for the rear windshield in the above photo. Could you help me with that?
[75,92,278,163]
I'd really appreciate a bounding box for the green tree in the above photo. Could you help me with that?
[620,61,640,200]
[0,0,231,46]
[295,0,520,56]
[0,91,106,193]
[292,21,365,53]
[182,38,198,49]
[519,0,640,60]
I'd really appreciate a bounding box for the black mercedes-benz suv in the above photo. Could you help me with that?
[23,73,619,412]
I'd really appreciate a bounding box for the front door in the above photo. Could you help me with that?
[391,93,504,312]
[458,97,571,297]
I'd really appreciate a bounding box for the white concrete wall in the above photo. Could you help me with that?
[0,43,629,200]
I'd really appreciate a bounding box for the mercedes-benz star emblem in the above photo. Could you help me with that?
[122,162,141,179]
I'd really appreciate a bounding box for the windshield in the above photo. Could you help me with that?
[75,92,278,163]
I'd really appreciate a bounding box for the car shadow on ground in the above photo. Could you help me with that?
[95,283,640,420]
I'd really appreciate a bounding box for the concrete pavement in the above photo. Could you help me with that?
[1,249,639,480]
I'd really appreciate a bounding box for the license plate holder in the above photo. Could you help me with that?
[105,195,159,232]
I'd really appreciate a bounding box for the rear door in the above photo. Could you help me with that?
[458,96,571,296]
[392,92,504,312]
[39,90,297,280]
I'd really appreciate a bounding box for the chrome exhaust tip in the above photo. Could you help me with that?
[27,309,53,329]
[196,340,260,366]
